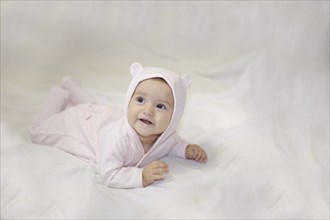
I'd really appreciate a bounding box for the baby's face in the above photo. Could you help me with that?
[128,78,174,140]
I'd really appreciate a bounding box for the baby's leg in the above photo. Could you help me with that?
[31,85,69,126]
[61,77,95,105]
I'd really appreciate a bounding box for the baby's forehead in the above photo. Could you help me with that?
[143,77,167,84]
[133,78,174,101]
[136,77,171,90]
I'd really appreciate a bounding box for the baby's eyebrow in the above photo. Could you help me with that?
[133,92,146,96]
[158,99,172,107]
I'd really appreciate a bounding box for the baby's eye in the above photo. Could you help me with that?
[156,103,167,110]
[136,97,145,104]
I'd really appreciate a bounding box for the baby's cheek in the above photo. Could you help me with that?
[166,113,173,125]
[161,115,171,129]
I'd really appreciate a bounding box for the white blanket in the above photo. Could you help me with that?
[1,2,329,219]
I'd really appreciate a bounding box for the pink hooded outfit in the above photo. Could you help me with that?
[29,63,192,188]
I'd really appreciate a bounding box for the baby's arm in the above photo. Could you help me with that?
[185,144,208,162]
[96,129,144,188]
[167,133,207,162]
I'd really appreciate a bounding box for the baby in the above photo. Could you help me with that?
[29,63,207,188]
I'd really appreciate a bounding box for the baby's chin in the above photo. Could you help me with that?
[137,131,161,139]
[135,128,163,140]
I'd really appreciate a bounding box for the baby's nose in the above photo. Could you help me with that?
[143,105,154,115]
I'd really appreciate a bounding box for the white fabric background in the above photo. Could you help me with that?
[1,1,329,219]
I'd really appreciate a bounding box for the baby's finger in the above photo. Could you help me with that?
[187,153,194,160]
[153,173,166,181]
[202,153,208,162]
[151,160,168,169]
[191,149,198,159]
[197,151,207,162]
[196,150,204,161]
[200,154,207,162]
[153,167,168,174]
[157,160,169,168]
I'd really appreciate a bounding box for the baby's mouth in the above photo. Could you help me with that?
[139,118,153,125]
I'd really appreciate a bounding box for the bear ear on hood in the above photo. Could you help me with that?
[181,74,192,89]
[130,62,143,77]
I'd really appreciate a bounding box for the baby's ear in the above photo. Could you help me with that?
[130,62,143,77]
[181,74,192,89]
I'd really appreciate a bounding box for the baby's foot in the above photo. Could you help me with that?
[61,77,81,91]
[60,76,95,105]
[50,85,69,99]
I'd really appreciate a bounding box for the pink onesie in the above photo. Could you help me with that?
[29,63,192,188]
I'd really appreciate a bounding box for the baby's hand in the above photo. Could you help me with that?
[142,160,169,187]
[185,144,208,163]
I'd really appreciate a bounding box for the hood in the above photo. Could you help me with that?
[124,62,191,145]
